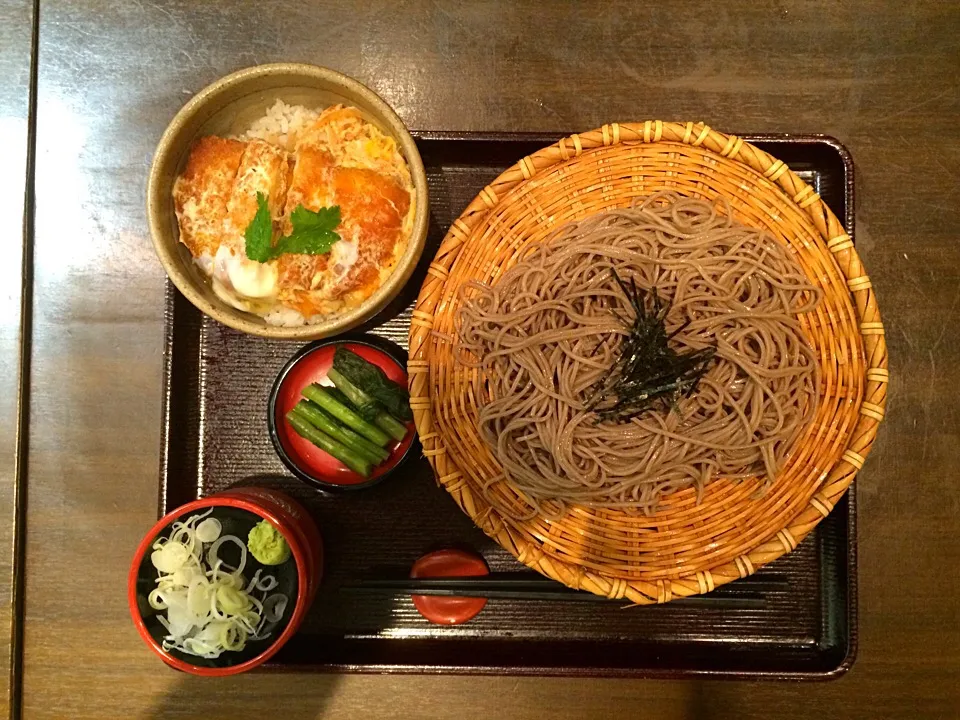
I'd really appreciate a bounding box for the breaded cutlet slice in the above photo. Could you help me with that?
[276,144,410,317]
[281,145,336,229]
[274,146,335,300]
[172,136,246,258]
[331,166,411,297]
[226,139,294,244]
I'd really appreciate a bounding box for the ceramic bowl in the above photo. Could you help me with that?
[147,63,429,339]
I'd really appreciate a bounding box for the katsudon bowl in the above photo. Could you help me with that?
[147,63,429,339]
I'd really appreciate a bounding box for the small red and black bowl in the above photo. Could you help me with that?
[128,487,322,676]
[268,335,417,492]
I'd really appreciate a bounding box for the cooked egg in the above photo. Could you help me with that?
[211,245,279,312]
[213,245,278,298]
[329,239,358,279]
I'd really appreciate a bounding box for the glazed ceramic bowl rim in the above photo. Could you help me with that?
[268,337,416,492]
[127,495,310,676]
[147,62,429,339]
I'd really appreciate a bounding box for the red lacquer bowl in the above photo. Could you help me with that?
[128,487,322,676]
[269,336,417,492]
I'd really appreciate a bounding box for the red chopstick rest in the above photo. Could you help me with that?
[410,549,489,625]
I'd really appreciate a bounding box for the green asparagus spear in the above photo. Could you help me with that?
[328,368,409,442]
[325,386,358,414]
[326,368,380,419]
[285,409,372,476]
[294,400,389,464]
[301,384,391,446]
[373,412,409,443]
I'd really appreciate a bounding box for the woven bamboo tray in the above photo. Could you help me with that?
[408,122,887,604]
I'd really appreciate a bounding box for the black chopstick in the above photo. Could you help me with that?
[357,574,788,595]
[359,577,557,590]
[340,584,767,609]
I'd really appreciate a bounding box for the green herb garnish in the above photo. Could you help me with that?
[243,192,341,262]
[273,204,341,256]
[244,192,275,262]
[585,271,715,422]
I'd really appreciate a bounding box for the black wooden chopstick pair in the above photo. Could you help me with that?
[341,573,789,609]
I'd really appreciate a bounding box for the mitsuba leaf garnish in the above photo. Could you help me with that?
[585,270,716,423]
[244,192,274,263]
[273,205,341,257]
[243,192,341,262]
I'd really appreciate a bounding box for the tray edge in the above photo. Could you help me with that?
[154,130,859,681]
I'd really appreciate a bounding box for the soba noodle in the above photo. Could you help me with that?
[456,192,821,516]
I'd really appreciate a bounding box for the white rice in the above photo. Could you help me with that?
[238,100,320,152]
[263,306,310,327]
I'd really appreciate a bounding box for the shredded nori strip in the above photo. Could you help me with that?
[585,270,716,422]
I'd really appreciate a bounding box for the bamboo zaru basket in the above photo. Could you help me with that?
[407,122,887,604]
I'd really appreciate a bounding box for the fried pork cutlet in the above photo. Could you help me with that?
[172,136,246,259]
[275,131,410,318]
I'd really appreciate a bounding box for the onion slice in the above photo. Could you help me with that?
[256,575,278,592]
[263,593,288,623]
[206,535,247,576]
[196,518,222,543]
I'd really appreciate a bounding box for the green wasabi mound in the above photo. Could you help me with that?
[247,520,291,566]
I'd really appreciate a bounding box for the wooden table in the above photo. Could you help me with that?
[6,1,960,717]
[1,0,33,716]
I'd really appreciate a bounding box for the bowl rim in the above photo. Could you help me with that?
[267,336,416,492]
[147,62,430,339]
[127,495,311,676]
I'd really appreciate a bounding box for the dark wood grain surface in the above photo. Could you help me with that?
[14,0,960,718]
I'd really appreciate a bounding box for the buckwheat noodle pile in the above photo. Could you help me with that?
[456,192,821,518]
